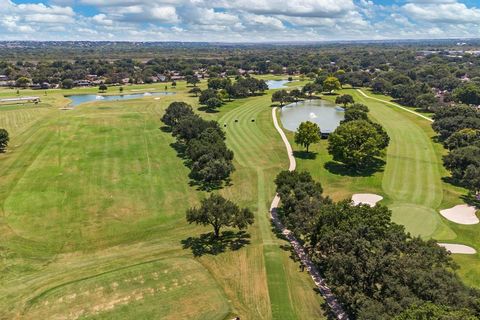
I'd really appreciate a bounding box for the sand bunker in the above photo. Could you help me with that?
[352,194,383,207]
[440,205,479,225]
[438,243,477,254]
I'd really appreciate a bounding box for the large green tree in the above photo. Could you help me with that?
[328,120,388,169]
[335,94,354,106]
[294,121,321,152]
[186,194,254,238]
[0,128,9,153]
[161,102,194,127]
[323,76,341,93]
[271,89,291,106]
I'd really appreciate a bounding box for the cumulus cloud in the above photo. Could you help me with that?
[1,0,480,41]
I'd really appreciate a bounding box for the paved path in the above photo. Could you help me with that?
[356,89,433,122]
[270,107,349,320]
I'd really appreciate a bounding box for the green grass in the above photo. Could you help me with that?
[0,81,326,319]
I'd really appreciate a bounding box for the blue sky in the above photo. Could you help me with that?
[2,0,480,41]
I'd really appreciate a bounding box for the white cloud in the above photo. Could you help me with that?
[403,1,480,24]
[2,0,480,42]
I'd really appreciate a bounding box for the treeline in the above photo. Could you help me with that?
[195,76,268,111]
[433,105,480,197]
[161,102,234,189]
[274,170,480,320]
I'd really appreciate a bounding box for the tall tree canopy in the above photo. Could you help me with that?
[186,194,254,238]
[328,120,389,169]
[161,102,194,127]
[294,121,321,152]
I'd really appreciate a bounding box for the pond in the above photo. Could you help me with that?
[66,92,175,107]
[280,99,345,133]
[266,80,290,89]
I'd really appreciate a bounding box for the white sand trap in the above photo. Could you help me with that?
[352,194,383,207]
[154,97,161,100]
[440,205,479,225]
[438,243,477,254]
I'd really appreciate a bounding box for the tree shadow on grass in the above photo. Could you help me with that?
[461,193,480,208]
[324,158,385,177]
[169,141,187,158]
[160,125,172,133]
[198,106,220,113]
[293,150,317,160]
[181,230,251,257]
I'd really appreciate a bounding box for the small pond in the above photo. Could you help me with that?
[266,80,290,89]
[66,92,175,107]
[280,99,345,133]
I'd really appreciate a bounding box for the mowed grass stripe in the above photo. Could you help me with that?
[220,96,299,319]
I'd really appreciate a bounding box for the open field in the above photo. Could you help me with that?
[286,88,480,287]
[0,81,326,319]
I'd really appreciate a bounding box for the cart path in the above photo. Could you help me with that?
[270,107,349,320]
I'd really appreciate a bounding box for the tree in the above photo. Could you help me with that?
[335,94,354,106]
[119,86,124,93]
[189,87,202,97]
[15,77,31,88]
[294,121,320,152]
[415,93,437,111]
[161,102,194,127]
[271,89,290,106]
[463,164,480,196]
[328,120,388,169]
[323,76,341,93]
[186,75,200,87]
[61,79,74,89]
[343,108,368,122]
[199,88,219,105]
[290,89,302,102]
[218,89,230,102]
[205,97,223,111]
[172,114,222,142]
[99,83,107,92]
[443,145,480,193]
[394,303,478,320]
[302,82,318,98]
[186,194,254,238]
[0,129,9,153]
[444,129,480,150]
[432,105,480,140]
[453,84,480,105]
[190,154,235,186]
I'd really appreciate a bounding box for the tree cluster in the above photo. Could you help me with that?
[432,105,480,196]
[161,102,234,189]
[274,170,480,320]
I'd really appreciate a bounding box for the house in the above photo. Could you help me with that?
[74,80,92,87]
[0,75,8,81]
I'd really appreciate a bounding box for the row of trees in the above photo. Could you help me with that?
[433,105,480,197]
[274,170,480,320]
[195,76,269,111]
[161,102,235,189]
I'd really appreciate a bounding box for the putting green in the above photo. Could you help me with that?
[390,203,456,239]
